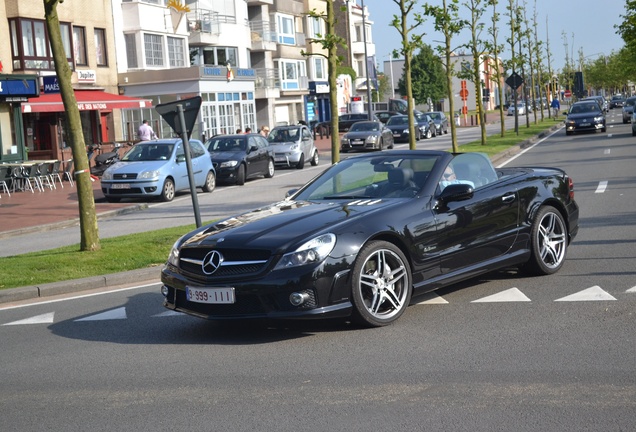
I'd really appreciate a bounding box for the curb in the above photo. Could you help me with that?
[0,266,162,304]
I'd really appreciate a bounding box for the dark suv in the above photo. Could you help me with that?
[609,95,625,109]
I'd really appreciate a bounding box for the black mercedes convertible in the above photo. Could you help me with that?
[161,150,579,327]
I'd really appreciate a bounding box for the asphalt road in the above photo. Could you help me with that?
[1,109,635,431]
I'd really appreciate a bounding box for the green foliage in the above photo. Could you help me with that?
[336,65,357,82]
[397,44,448,104]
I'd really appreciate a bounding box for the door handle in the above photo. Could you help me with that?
[501,193,516,203]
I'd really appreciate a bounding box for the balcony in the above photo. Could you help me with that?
[246,0,273,4]
[253,68,281,99]
[186,7,248,46]
[250,20,277,52]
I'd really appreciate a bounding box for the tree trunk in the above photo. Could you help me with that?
[44,0,100,251]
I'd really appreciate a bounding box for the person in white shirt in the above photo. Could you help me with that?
[137,120,157,141]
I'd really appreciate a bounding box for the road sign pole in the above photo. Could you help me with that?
[177,104,202,228]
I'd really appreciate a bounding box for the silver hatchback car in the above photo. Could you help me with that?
[101,138,216,202]
[267,125,319,169]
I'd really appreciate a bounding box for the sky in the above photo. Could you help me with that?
[361,0,627,73]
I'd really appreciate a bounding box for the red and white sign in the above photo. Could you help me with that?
[77,69,96,83]
[564,90,572,98]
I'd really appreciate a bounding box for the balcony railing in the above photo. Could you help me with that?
[187,7,247,34]
[249,20,277,43]
[253,68,280,89]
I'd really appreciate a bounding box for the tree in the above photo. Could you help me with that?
[485,0,506,137]
[43,0,100,251]
[391,0,426,150]
[423,0,466,153]
[397,44,447,106]
[304,2,348,164]
[462,0,489,145]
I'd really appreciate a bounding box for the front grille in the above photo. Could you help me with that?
[179,247,272,279]
[113,173,138,180]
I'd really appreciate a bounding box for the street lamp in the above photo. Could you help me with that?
[345,0,373,119]
[385,54,395,98]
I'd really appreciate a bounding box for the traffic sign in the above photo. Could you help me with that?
[505,72,524,90]
[564,90,572,98]
[459,88,469,101]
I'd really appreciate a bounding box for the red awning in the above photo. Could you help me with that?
[21,90,152,113]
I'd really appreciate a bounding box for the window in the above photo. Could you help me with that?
[73,26,87,66]
[144,33,164,67]
[9,18,73,70]
[124,34,138,69]
[308,16,322,38]
[276,14,295,45]
[278,59,307,90]
[94,28,107,66]
[313,58,326,80]
[167,37,185,67]
[199,46,237,66]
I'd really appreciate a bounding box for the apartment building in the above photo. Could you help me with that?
[0,0,148,162]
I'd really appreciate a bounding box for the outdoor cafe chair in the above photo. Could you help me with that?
[0,166,11,198]
[11,163,42,193]
[49,160,64,188]
[37,162,55,190]
[62,159,75,186]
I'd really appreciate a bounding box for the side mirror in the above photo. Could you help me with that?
[438,183,474,203]
[285,188,299,198]
[176,154,186,163]
[249,145,258,153]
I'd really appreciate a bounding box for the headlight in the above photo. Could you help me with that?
[289,144,300,151]
[274,233,336,270]
[139,170,160,179]
[167,238,181,266]
[102,170,113,180]
[594,116,604,122]
[220,160,238,168]
[366,135,378,143]
[402,128,409,134]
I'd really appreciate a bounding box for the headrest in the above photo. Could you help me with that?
[388,168,414,187]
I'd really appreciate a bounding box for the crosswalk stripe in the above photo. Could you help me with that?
[471,287,531,303]
[2,312,55,326]
[74,307,127,322]
[555,286,616,302]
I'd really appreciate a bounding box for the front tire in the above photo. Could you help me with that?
[350,241,412,327]
[160,178,175,202]
[202,170,216,192]
[425,128,432,139]
[296,154,305,169]
[522,206,568,275]
[236,164,246,185]
[310,151,319,166]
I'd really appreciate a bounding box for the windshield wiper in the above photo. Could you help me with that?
[323,195,374,199]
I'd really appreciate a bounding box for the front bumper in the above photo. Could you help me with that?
[101,179,161,197]
[160,259,354,321]
[274,152,302,166]
[565,119,605,133]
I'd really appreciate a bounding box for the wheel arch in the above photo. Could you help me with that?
[526,198,573,244]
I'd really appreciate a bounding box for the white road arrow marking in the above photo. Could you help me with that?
[595,181,608,193]
[2,312,55,326]
[555,286,616,302]
[471,287,531,303]
[75,307,127,321]
[626,286,636,293]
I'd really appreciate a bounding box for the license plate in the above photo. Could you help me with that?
[393,133,400,137]
[111,183,130,189]
[352,140,363,144]
[580,123,590,127]
[186,286,235,304]
[275,157,286,162]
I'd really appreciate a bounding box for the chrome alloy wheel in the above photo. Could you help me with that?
[537,211,567,270]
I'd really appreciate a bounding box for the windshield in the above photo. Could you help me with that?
[294,154,439,200]
[428,112,441,120]
[122,143,174,161]
[569,103,601,114]
[207,137,247,152]
[268,128,300,143]
[350,122,380,132]
[386,116,408,125]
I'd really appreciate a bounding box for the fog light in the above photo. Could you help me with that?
[289,292,309,306]
[161,285,169,297]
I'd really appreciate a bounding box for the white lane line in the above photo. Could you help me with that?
[496,126,564,167]
[2,312,55,326]
[595,181,608,193]
[604,149,610,154]
[75,307,127,322]
[555,286,616,302]
[607,134,613,138]
[471,287,531,303]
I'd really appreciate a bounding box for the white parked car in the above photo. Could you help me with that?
[507,102,530,116]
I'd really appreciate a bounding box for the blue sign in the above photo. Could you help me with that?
[43,76,60,93]
[0,77,39,97]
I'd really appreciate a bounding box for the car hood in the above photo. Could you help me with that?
[268,141,299,149]
[105,160,168,173]
[343,131,380,139]
[385,124,408,131]
[180,198,397,255]
[208,151,242,161]
[566,112,603,120]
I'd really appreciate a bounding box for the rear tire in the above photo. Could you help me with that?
[265,159,275,178]
[522,206,568,276]
[202,170,216,192]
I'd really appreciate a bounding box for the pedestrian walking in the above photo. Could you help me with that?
[551,97,561,119]
[137,120,157,141]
